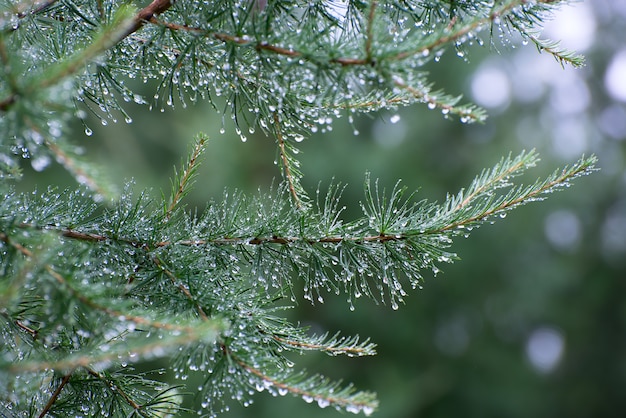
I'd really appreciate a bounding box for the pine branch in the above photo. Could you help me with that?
[3,151,597,313]
[274,113,307,209]
[165,133,208,220]
[225,347,378,415]
[392,76,488,123]
[23,153,595,248]
[1,226,225,376]
[427,152,597,233]
[274,332,377,357]
[152,254,210,320]
[503,2,585,68]
[0,145,597,416]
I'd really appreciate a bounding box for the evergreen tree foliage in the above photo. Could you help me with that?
[0,1,596,417]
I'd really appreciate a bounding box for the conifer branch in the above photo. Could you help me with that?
[274,113,304,209]
[392,76,487,123]
[165,134,208,221]
[373,0,575,68]
[273,332,377,357]
[12,152,596,251]
[228,350,378,415]
[0,229,213,334]
[430,153,597,233]
[8,320,221,374]
[506,17,585,68]
[1,228,223,377]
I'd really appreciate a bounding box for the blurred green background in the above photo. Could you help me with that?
[20,1,626,417]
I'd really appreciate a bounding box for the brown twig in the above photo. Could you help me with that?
[273,113,302,209]
[122,0,172,40]
[13,0,59,19]
[15,320,38,338]
[38,373,72,418]
[365,1,377,61]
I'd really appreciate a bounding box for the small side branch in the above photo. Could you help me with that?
[274,113,302,209]
[153,255,209,320]
[392,76,487,123]
[122,0,172,40]
[165,134,207,221]
[85,368,145,415]
[38,373,73,418]
[273,334,376,357]
[227,350,377,414]
[365,1,377,61]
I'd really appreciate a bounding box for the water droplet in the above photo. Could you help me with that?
[317,398,330,408]
[363,406,375,416]
[390,114,401,124]
[84,127,93,136]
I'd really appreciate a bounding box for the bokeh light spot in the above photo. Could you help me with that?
[544,210,581,251]
[604,50,626,102]
[597,105,626,141]
[551,118,588,160]
[372,117,407,148]
[526,327,565,374]
[470,64,511,110]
